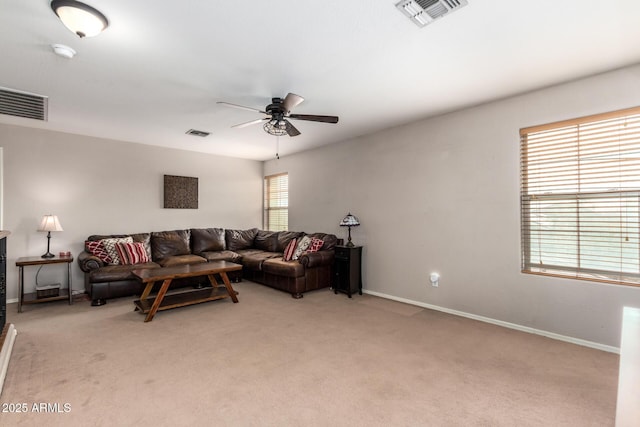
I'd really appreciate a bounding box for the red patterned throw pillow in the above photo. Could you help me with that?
[283,238,298,261]
[115,242,150,265]
[85,240,112,264]
[306,238,324,253]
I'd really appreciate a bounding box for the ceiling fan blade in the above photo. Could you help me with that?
[288,114,339,124]
[284,119,301,137]
[217,101,266,114]
[282,93,304,113]
[231,118,269,128]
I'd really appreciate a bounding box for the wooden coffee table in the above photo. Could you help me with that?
[132,261,242,322]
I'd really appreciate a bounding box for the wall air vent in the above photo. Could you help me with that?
[0,87,48,121]
[185,129,210,137]
[396,0,468,27]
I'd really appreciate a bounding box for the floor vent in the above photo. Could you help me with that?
[0,87,48,121]
[185,129,210,137]
[396,0,468,27]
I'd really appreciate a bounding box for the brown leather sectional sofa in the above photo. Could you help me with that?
[78,228,337,306]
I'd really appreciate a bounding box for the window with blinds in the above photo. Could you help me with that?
[520,106,640,286]
[264,173,288,231]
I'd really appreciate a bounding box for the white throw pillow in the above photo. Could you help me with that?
[292,235,312,260]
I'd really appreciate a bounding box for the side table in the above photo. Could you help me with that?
[333,245,362,298]
[16,255,73,313]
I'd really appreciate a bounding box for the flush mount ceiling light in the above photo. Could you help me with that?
[50,0,109,38]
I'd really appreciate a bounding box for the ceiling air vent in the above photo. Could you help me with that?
[0,87,48,121]
[396,0,468,27]
[185,129,210,137]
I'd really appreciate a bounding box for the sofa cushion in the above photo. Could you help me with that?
[151,230,191,261]
[225,228,258,251]
[238,250,281,271]
[116,242,150,265]
[158,254,207,268]
[262,258,305,278]
[190,228,226,254]
[254,230,278,252]
[89,262,160,282]
[283,238,298,261]
[275,231,304,252]
[85,240,112,264]
[101,236,134,265]
[200,250,242,263]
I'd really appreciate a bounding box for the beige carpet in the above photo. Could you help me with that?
[2,282,618,426]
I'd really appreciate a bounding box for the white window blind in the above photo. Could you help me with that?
[520,106,640,286]
[264,173,288,231]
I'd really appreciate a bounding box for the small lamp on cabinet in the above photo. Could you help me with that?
[38,215,64,258]
[339,213,360,247]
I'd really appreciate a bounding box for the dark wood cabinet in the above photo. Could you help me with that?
[333,245,362,298]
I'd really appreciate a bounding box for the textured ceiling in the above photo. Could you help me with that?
[1,0,640,160]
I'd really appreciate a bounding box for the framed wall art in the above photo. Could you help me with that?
[164,175,198,209]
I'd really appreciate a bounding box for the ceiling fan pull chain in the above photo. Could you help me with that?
[276,135,280,159]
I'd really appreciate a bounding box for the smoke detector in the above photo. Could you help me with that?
[396,0,468,27]
[52,44,76,59]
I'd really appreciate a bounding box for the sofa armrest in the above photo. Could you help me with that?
[299,250,334,268]
[78,251,105,273]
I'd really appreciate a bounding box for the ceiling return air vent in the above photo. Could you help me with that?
[185,129,210,137]
[0,86,48,121]
[396,0,468,27]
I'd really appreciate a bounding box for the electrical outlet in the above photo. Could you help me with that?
[430,272,439,287]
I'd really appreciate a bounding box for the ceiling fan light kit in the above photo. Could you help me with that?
[263,120,288,137]
[50,0,109,38]
[218,93,339,138]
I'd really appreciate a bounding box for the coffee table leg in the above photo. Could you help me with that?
[221,272,239,303]
[207,273,219,289]
[135,281,155,312]
[145,279,172,322]
[140,280,156,301]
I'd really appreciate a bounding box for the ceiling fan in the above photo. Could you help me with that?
[217,93,339,137]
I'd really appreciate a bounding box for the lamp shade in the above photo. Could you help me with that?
[38,215,64,232]
[51,0,109,38]
[339,213,360,227]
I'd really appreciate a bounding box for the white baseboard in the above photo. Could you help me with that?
[0,323,17,397]
[363,290,619,354]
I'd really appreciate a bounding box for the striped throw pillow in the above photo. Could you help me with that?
[115,242,150,265]
[283,238,298,261]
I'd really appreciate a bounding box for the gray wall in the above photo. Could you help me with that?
[1,125,263,300]
[264,64,640,349]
